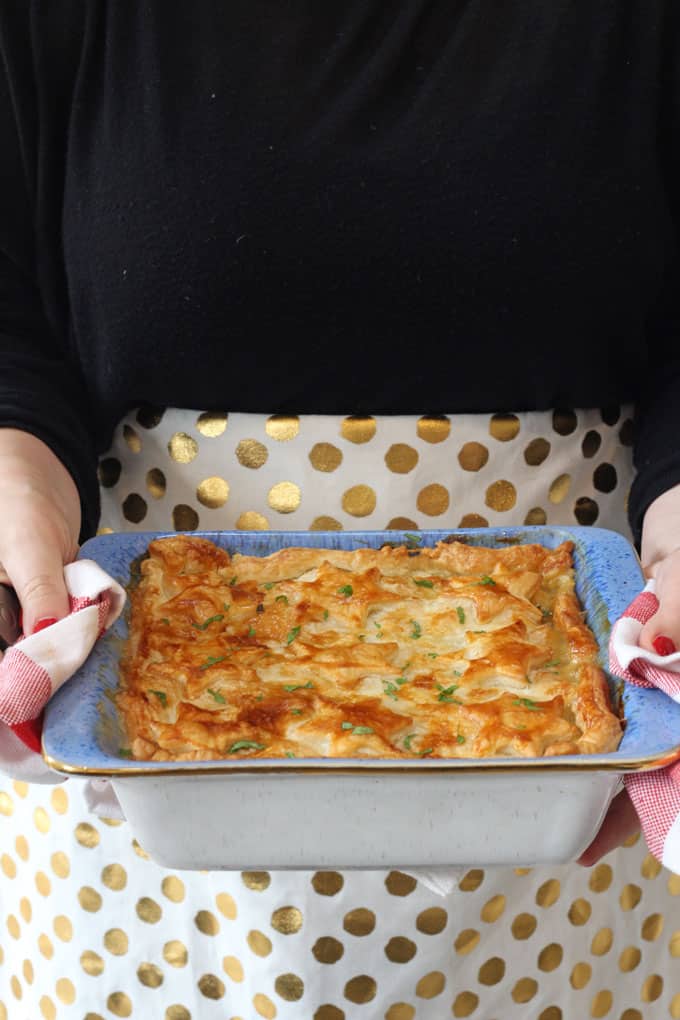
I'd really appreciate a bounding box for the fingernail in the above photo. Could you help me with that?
[32,617,58,635]
[653,635,677,656]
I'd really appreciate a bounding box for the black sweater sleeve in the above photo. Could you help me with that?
[0,1,99,540]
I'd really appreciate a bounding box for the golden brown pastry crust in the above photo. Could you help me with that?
[117,535,622,761]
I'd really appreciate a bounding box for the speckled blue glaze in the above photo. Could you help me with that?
[43,526,679,774]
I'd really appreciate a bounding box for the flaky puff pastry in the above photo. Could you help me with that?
[117,536,622,761]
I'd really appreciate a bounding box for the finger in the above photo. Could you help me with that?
[639,579,680,654]
[0,540,69,637]
[576,789,640,866]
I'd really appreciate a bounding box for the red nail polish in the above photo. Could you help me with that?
[32,617,58,635]
[653,635,677,656]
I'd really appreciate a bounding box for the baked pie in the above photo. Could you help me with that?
[117,535,622,761]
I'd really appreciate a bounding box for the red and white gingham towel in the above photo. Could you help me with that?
[611,580,680,873]
[0,561,126,784]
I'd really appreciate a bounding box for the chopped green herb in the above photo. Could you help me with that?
[286,626,301,645]
[456,606,466,625]
[229,576,238,586]
[410,620,422,639]
[341,721,354,730]
[199,655,227,671]
[228,740,266,753]
[414,578,434,589]
[418,748,434,757]
[395,675,409,686]
[118,747,133,758]
[263,582,275,590]
[323,610,329,620]
[541,607,553,619]
[428,652,439,659]
[207,688,226,704]
[352,726,374,735]
[383,682,399,701]
[222,602,231,611]
[543,660,561,668]
[456,733,466,744]
[405,532,423,546]
[515,724,527,731]
[275,594,289,605]
[285,751,296,758]
[192,614,224,631]
[248,626,256,637]
[403,733,416,750]
[160,618,170,625]
[479,575,496,586]
[512,698,541,711]
[436,683,461,703]
[148,689,167,707]
[337,584,353,597]
[255,694,264,701]
[291,708,303,716]
[282,681,314,692]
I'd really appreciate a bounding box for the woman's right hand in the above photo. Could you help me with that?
[0,429,81,637]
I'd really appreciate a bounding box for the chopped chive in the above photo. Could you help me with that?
[395,675,409,686]
[352,726,374,735]
[410,620,422,639]
[199,655,227,671]
[286,626,301,645]
[148,689,167,707]
[192,614,224,631]
[512,698,542,710]
[418,747,434,757]
[543,660,561,668]
[479,575,496,586]
[248,626,256,637]
[118,747,133,758]
[263,582,275,590]
[283,681,314,692]
[414,578,434,589]
[383,682,399,701]
[222,602,231,611]
[456,733,466,744]
[275,594,289,605]
[337,584,353,597]
[207,688,226,704]
[403,733,416,750]
[405,532,422,546]
[255,694,264,701]
[291,708,303,716]
[160,618,170,625]
[229,576,238,586]
[428,652,439,659]
[456,606,466,624]
[285,751,296,758]
[341,721,354,730]
[228,740,266,753]
[436,683,461,703]
[323,610,329,620]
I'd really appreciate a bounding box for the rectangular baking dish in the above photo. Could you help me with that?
[42,526,677,869]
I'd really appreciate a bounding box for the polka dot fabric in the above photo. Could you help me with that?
[2,405,679,1018]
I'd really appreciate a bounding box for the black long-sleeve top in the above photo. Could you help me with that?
[1,1,679,542]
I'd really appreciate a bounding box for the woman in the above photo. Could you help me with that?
[0,3,679,1017]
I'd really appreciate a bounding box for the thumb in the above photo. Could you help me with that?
[639,582,680,655]
[2,542,70,637]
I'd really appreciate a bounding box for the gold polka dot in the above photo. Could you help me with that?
[275,973,304,1001]
[414,907,448,935]
[536,879,561,908]
[107,992,132,1017]
[38,934,54,959]
[511,912,537,939]
[588,863,613,893]
[641,913,664,941]
[123,424,142,453]
[460,869,485,892]
[310,936,344,964]
[415,971,446,999]
[309,443,343,472]
[136,897,162,923]
[75,823,100,848]
[104,929,129,955]
[216,892,238,918]
[56,978,75,1004]
[123,492,147,523]
[620,884,642,911]
[136,404,165,430]
[344,975,377,1004]
[197,412,228,437]
[458,442,489,472]
[48,787,68,814]
[549,473,571,504]
[10,976,21,1000]
[669,874,680,895]
[162,940,187,967]
[266,414,300,441]
[570,962,592,989]
[480,895,506,923]
[13,781,28,797]
[34,807,50,833]
[35,871,51,896]
[19,899,31,924]
[568,898,592,925]
[172,504,199,531]
[618,946,641,972]
[671,997,680,1020]
[39,996,56,1020]
[485,479,517,512]
[384,937,417,963]
[478,957,505,985]
[553,409,578,435]
[310,515,343,531]
[253,992,278,1017]
[343,908,375,937]
[223,956,244,982]
[194,909,219,935]
[385,1006,415,1020]
[342,484,377,517]
[54,916,72,942]
[81,950,105,976]
[248,930,273,958]
[197,477,229,508]
[236,510,270,530]
[524,437,551,466]
[341,416,376,443]
[525,506,547,525]
[538,943,564,971]
[168,432,198,463]
[198,974,225,999]
[385,871,417,896]
[590,928,613,956]
[489,413,520,441]
[590,989,613,1017]
[159,875,185,903]
[640,854,662,880]
[6,915,20,939]
[50,852,70,879]
[669,930,680,957]
[454,929,480,955]
[314,1008,344,1020]
[417,416,450,443]
[0,793,14,816]
[385,444,419,473]
[452,991,479,1017]
[416,483,449,516]
[238,872,269,893]
[512,977,538,1003]
[78,886,101,912]
[236,439,269,468]
[15,836,29,861]
[137,962,163,988]
[623,831,641,848]
[101,863,127,891]
[312,871,344,896]
[166,1008,191,1020]
[271,906,303,935]
[1,855,15,878]
[458,513,489,528]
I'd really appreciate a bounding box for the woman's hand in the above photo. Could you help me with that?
[0,429,81,637]
[578,483,680,865]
